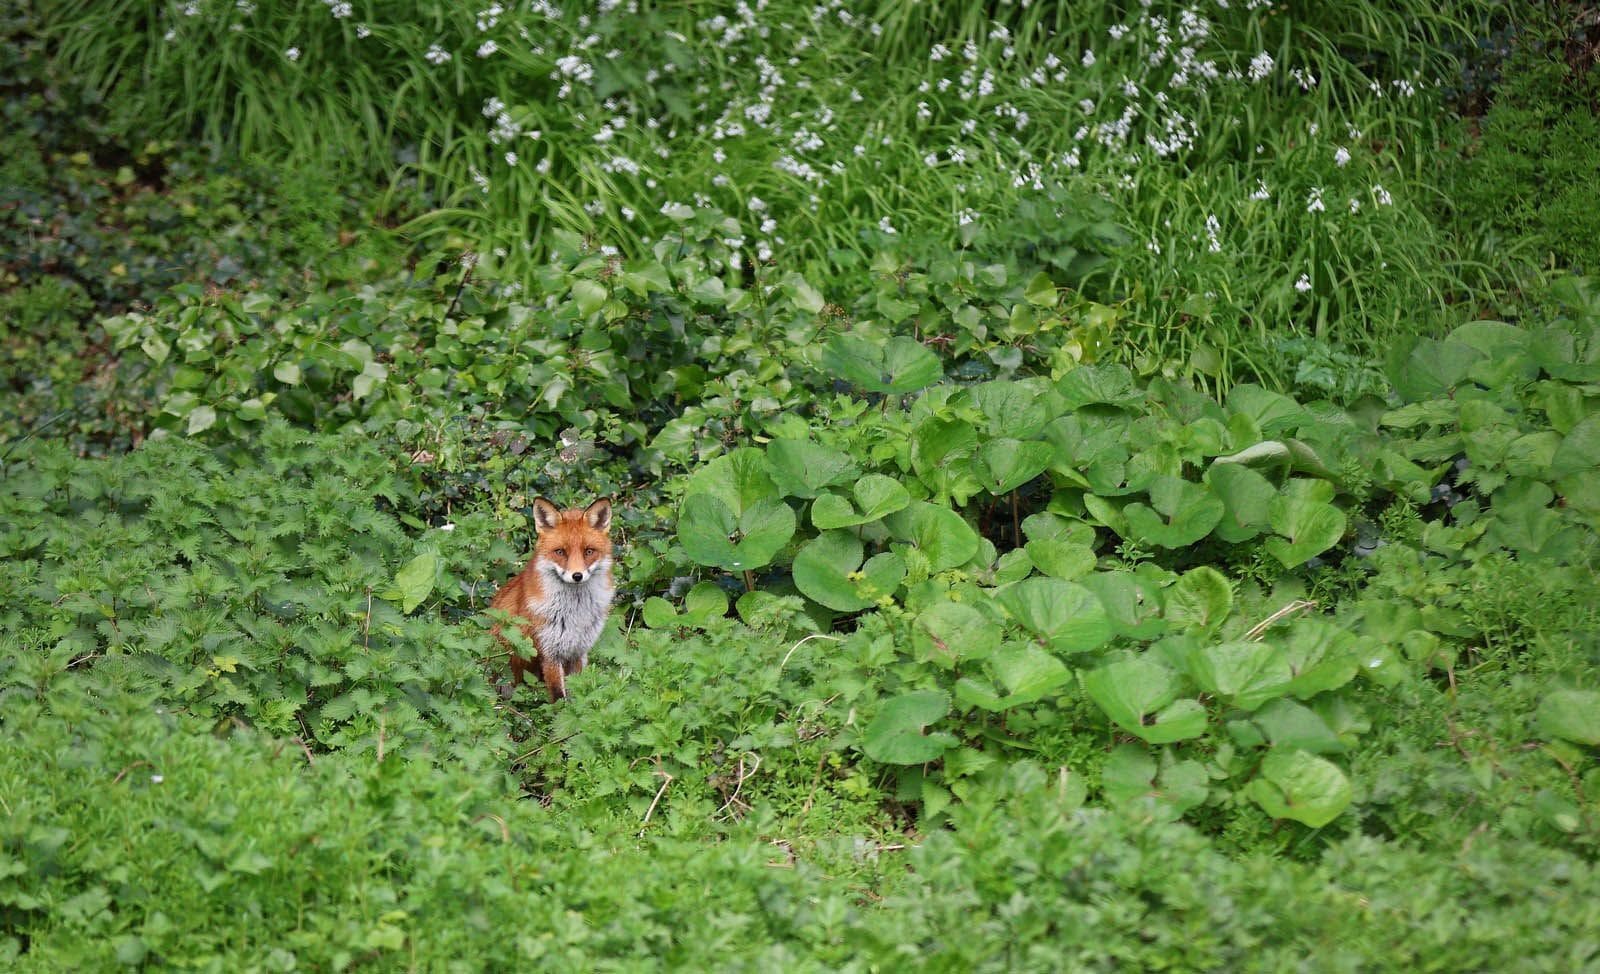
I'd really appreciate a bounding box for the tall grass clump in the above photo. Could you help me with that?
[40,0,1501,376]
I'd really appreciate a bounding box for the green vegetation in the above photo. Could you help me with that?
[5,0,1600,969]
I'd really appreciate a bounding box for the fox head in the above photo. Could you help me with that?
[532,497,614,585]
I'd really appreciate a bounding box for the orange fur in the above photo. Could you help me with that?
[490,497,614,702]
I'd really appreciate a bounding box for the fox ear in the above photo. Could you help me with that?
[584,497,613,531]
[532,498,562,531]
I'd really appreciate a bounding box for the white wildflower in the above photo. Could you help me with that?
[1248,51,1273,81]
[285,47,301,62]
[1373,184,1393,206]
[878,216,897,235]
[1306,187,1325,213]
[1295,274,1312,293]
[504,151,517,166]
[477,40,498,57]
[1334,146,1351,167]
[425,44,452,65]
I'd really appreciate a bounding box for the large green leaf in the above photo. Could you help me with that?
[683,448,780,517]
[912,600,1002,666]
[1078,572,1168,639]
[1187,640,1292,711]
[1164,566,1233,633]
[973,438,1053,495]
[989,642,1072,705]
[766,439,859,499]
[863,691,957,764]
[1538,689,1600,746]
[822,334,942,395]
[1552,414,1600,479]
[970,379,1051,438]
[1280,620,1359,699]
[995,577,1112,654]
[1023,536,1096,580]
[1205,463,1276,542]
[792,530,905,611]
[811,475,911,529]
[1122,476,1224,548]
[1245,750,1352,827]
[885,502,980,572]
[1264,480,1346,567]
[1100,744,1208,822]
[1083,658,1207,743]
[1056,364,1144,410]
[677,494,795,572]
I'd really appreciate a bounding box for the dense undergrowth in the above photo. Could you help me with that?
[6,1,1600,969]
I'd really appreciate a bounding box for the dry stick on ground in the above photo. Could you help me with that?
[716,753,762,819]
[1245,599,1318,641]
[779,633,842,674]
[639,771,674,836]
[111,760,154,785]
[291,737,317,766]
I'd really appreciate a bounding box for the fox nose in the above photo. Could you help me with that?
[571,571,584,582]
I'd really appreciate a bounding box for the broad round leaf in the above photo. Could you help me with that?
[974,438,1054,495]
[1538,689,1600,746]
[886,502,980,572]
[863,691,957,764]
[996,577,1112,654]
[1164,566,1233,632]
[1122,476,1225,548]
[1245,750,1353,828]
[913,600,1002,665]
[767,439,859,498]
[792,531,904,611]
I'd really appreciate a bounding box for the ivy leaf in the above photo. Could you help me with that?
[863,691,957,764]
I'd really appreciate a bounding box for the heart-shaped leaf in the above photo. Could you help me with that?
[811,475,911,529]
[1187,640,1293,711]
[1264,481,1346,567]
[913,600,1002,666]
[974,438,1054,495]
[766,439,859,498]
[822,334,942,395]
[1245,750,1352,827]
[792,531,905,611]
[863,691,957,764]
[677,494,795,572]
[1083,658,1207,743]
[1100,744,1208,822]
[995,577,1112,654]
[885,502,980,572]
[1122,476,1225,548]
[1164,566,1233,633]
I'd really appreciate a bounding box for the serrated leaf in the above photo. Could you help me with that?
[393,551,437,614]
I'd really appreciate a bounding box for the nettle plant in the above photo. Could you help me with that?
[665,278,1600,828]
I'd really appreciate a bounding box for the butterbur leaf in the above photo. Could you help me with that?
[1023,537,1096,580]
[863,691,957,764]
[1083,658,1206,743]
[1226,385,1307,437]
[1164,566,1232,632]
[1250,698,1344,753]
[1187,640,1292,711]
[767,439,858,498]
[1056,364,1144,410]
[683,448,780,518]
[1552,415,1600,478]
[1122,476,1224,548]
[1538,690,1600,746]
[1101,744,1208,822]
[1280,620,1359,699]
[913,600,1002,666]
[1079,572,1167,640]
[989,642,1071,704]
[822,334,942,394]
[970,380,1051,438]
[677,494,795,572]
[1264,482,1346,567]
[1246,750,1352,827]
[393,551,437,615]
[811,475,911,528]
[885,502,980,572]
[793,531,905,611]
[974,439,1053,494]
[996,577,1112,654]
[1206,463,1275,542]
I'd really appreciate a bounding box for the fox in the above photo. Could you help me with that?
[490,497,614,702]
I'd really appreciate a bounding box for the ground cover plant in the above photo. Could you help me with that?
[6,0,1600,969]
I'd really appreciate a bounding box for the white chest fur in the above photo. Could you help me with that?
[527,563,613,663]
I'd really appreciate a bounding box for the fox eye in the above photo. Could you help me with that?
[553,548,566,558]
[584,547,596,558]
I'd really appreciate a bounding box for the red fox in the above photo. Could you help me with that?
[490,497,614,702]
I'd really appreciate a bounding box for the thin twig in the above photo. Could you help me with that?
[716,753,761,819]
[1245,599,1317,641]
[291,737,317,766]
[472,813,512,844]
[779,633,842,674]
[112,761,154,785]
[511,731,579,764]
[639,771,674,835]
